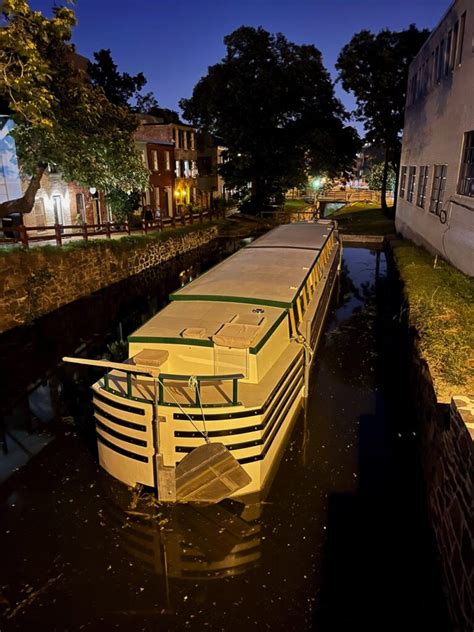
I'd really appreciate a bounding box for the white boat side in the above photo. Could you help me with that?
[90,220,342,501]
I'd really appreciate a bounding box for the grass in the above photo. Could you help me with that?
[284,198,311,211]
[393,241,474,401]
[332,202,396,236]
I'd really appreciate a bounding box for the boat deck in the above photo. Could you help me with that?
[101,342,303,410]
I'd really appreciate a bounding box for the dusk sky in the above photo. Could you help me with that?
[32,0,449,131]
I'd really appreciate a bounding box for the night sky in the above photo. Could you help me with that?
[32,0,449,130]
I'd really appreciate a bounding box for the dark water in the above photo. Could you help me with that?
[0,245,449,631]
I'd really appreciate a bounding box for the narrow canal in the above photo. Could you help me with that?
[0,239,449,631]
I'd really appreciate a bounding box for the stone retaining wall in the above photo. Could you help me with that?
[0,226,218,333]
[409,337,473,631]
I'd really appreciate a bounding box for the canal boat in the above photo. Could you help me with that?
[64,220,341,503]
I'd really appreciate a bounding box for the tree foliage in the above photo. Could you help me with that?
[336,25,429,212]
[135,92,181,123]
[367,162,396,191]
[106,188,140,222]
[0,0,149,218]
[88,48,146,108]
[180,26,359,212]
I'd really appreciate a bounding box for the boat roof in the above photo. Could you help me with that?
[129,300,285,353]
[172,221,334,308]
[129,221,335,350]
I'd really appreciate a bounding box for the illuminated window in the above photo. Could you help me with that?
[76,192,85,220]
[416,166,429,208]
[164,151,171,170]
[175,160,181,177]
[151,150,159,171]
[458,132,474,197]
[430,165,447,214]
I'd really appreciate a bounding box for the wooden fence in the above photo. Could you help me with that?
[0,208,224,248]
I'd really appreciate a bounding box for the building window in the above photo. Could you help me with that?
[451,21,459,70]
[437,40,444,82]
[407,167,417,203]
[399,166,407,198]
[151,150,159,172]
[457,12,466,65]
[164,151,170,171]
[434,46,440,83]
[458,131,474,197]
[184,160,190,178]
[445,30,452,75]
[76,193,85,221]
[416,166,429,208]
[175,160,181,177]
[141,150,147,166]
[429,165,447,214]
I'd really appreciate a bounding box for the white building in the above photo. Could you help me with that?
[396,0,473,276]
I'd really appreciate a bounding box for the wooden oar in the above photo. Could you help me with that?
[62,356,157,376]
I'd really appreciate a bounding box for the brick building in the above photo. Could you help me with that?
[135,116,198,216]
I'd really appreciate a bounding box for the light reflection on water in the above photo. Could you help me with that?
[0,246,449,631]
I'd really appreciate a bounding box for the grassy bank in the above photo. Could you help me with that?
[284,199,311,211]
[393,241,474,401]
[332,202,395,236]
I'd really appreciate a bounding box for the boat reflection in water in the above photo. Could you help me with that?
[103,476,262,601]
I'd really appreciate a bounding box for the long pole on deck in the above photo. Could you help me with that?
[62,356,158,377]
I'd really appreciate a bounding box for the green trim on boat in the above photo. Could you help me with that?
[169,294,291,309]
[128,336,214,347]
[250,310,289,354]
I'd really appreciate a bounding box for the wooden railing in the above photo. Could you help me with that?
[101,368,244,408]
[0,207,225,248]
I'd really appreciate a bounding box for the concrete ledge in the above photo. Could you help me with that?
[452,394,474,440]
[340,234,385,246]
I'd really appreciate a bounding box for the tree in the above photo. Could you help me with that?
[88,48,146,108]
[0,0,149,219]
[106,189,140,222]
[367,162,396,192]
[180,26,359,212]
[336,25,429,214]
[135,93,181,123]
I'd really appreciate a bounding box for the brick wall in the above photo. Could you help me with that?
[0,226,218,333]
[409,337,473,630]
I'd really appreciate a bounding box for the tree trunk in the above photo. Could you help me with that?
[0,164,46,220]
[392,159,400,220]
[380,145,389,215]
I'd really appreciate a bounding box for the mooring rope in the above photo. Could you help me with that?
[155,376,209,443]
[188,375,209,443]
